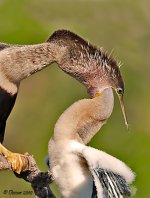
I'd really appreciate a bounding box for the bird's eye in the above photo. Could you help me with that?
[117,88,123,95]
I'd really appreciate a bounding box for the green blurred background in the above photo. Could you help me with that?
[0,0,149,197]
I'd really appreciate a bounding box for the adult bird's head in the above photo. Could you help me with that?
[84,50,128,128]
[48,30,128,128]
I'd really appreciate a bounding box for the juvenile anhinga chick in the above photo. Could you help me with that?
[48,88,134,198]
[0,29,126,173]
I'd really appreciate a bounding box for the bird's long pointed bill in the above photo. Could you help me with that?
[118,95,128,129]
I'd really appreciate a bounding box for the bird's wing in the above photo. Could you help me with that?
[0,89,17,142]
[81,146,135,198]
[70,142,135,198]
[91,168,132,198]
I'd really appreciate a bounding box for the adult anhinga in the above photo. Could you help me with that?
[48,88,134,198]
[0,30,127,173]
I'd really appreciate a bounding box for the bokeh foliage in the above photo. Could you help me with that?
[0,0,149,197]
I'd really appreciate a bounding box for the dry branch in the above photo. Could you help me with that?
[0,153,56,198]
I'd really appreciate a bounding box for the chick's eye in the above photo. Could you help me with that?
[117,88,123,95]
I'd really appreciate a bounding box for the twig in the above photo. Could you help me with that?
[0,154,56,198]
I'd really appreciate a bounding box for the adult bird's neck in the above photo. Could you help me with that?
[0,42,67,83]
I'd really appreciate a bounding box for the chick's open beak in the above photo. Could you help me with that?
[118,94,128,129]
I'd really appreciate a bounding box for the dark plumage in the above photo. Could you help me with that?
[0,43,11,50]
[0,88,17,142]
[92,169,131,197]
